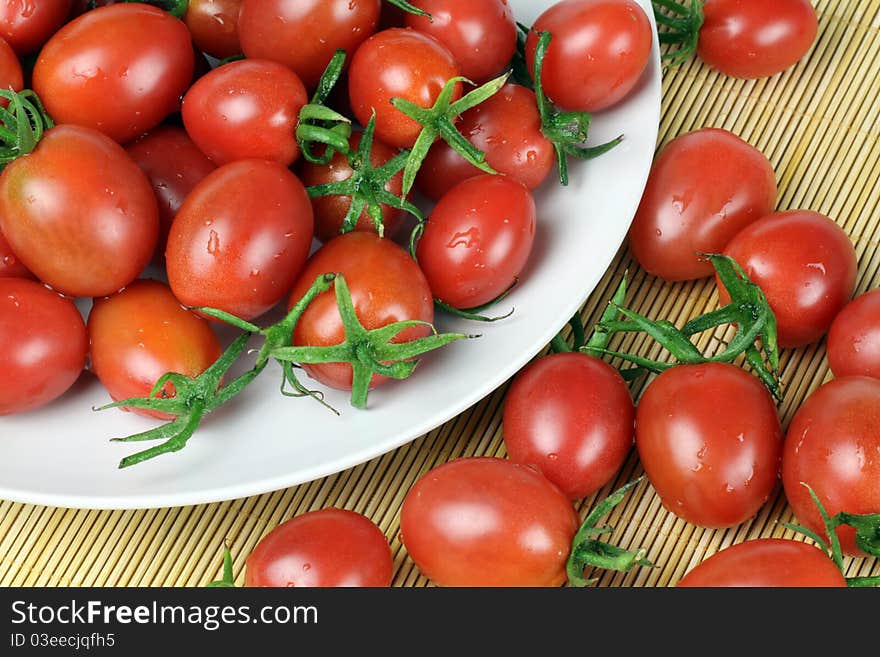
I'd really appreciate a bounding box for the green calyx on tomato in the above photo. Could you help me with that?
[780,484,880,588]
[432,287,516,323]
[651,0,705,68]
[206,546,237,588]
[296,49,353,166]
[391,72,509,196]
[0,89,54,167]
[529,31,623,186]
[384,0,430,19]
[567,478,653,587]
[121,0,190,19]
[593,255,782,398]
[306,115,424,238]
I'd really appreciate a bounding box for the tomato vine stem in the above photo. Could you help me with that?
[0,90,54,167]
[296,50,353,165]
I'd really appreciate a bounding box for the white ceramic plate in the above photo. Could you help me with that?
[0,0,661,509]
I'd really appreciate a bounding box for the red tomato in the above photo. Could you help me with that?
[405,0,516,84]
[0,228,30,279]
[827,289,880,380]
[400,457,579,586]
[88,280,222,421]
[677,539,845,587]
[720,210,858,348]
[782,376,880,557]
[635,363,782,528]
[245,508,392,587]
[628,128,777,282]
[126,126,216,261]
[184,0,243,60]
[166,159,314,321]
[288,232,433,391]
[503,353,634,500]
[417,83,555,201]
[299,132,404,243]
[348,28,461,149]
[0,278,86,416]
[33,4,194,144]
[525,0,652,112]
[416,174,536,309]
[0,37,23,100]
[182,59,307,167]
[0,0,71,55]
[0,125,159,298]
[238,0,380,91]
[699,0,818,79]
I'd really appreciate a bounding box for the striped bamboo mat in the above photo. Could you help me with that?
[2,0,879,587]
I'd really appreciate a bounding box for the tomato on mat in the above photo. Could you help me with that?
[0,278,86,416]
[720,210,857,348]
[635,363,782,528]
[88,280,222,421]
[628,128,777,282]
[246,508,393,587]
[827,289,880,380]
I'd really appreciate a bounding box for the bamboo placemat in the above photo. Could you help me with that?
[1,0,879,587]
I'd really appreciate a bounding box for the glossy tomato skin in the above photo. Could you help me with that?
[33,4,194,144]
[0,37,23,100]
[239,0,380,91]
[400,457,579,586]
[0,125,159,298]
[628,128,777,282]
[88,280,222,420]
[0,278,86,416]
[417,83,555,201]
[0,228,30,279]
[182,59,307,167]
[166,160,314,321]
[405,0,516,84]
[782,376,880,557]
[416,175,536,309]
[827,289,880,379]
[720,210,857,348]
[299,132,404,243]
[636,363,782,528]
[185,0,243,59]
[126,126,216,261]
[525,0,652,112]
[348,28,461,149]
[699,0,818,79]
[245,509,392,587]
[503,353,634,500]
[0,0,71,55]
[288,232,433,391]
[677,539,845,587]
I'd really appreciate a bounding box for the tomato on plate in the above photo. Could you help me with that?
[416,174,536,309]
[288,232,433,391]
[0,0,71,55]
[628,128,777,282]
[88,280,222,420]
[400,457,579,586]
[238,0,380,91]
[126,126,216,261]
[827,289,880,380]
[782,376,880,557]
[33,4,194,144]
[0,278,86,416]
[635,363,782,528]
[348,28,461,149]
[182,59,308,167]
[404,0,516,84]
[503,352,634,500]
[677,539,845,587]
[699,0,818,79]
[720,210,857,348]
[245,508,393,587]
[0,125,159,298]
[417,83,555,201]
[185,0,243,60]
[166,159,314,321]
[525,0,653,112]
[299,132,405,243]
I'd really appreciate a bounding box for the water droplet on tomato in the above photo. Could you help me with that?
[302,563,311,572]
[207,230,221,255]
[547,453,559,461]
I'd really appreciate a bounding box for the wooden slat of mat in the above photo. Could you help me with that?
[1,0,879,587]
